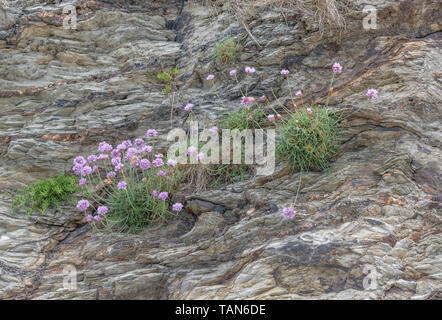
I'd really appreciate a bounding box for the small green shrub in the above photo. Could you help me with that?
[10,174,79,215]
[222,106,266,130]
[276,107,340,171]
[147,67,179,94]
[215,38,241,65]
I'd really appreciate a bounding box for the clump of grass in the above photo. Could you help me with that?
[105,171,182,234]
[10,174,79,215]
[222,106,266,130]
[206,163,251,185]
[215,37,242,65]
[276,106,340,171]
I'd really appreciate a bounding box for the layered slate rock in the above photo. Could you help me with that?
[0,0,441,299]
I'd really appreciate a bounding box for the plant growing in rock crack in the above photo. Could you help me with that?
[147,67,180,94]
[180,69,271,186]
[214,37,242,65]
[73,132,184,234]
[10,174,79,215]
[199,63,378,220]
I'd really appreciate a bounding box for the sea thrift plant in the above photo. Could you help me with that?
[282,207,296,219]
[366,88,378,99]
[73,132,183,233]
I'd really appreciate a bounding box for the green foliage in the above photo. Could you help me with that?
[276,107,340,171]
[222,106,266,130]
[104,168,183,234]
[206,163,251,185]
[147,67,179,94]
[215,37,241,65]
[10,174,79,215]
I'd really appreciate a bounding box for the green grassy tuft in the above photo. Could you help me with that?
[222,106,266,130]
[276,107,340,171]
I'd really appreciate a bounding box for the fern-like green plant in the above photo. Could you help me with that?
[10,174,79,215]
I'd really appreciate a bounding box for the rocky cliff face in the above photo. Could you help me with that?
[0,0,441,299]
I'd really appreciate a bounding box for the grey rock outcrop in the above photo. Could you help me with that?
[0,0,441,299]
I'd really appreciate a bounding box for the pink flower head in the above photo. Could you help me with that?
[241,96,254,106]
[107,171,116,178]
[94,215,101,222]
[117,181,127,190]
[366,88,378,99]
[87,155,97,163]
[306,108,312,115]
[111,157,121,167]
[152,158,163,168]
[116,143,127,152]
[98,154,109,160]
[277,114,282,120]
[152,190,158,197]
[86,214,93,222]
[259,95,267,102]
[155,153,164,158]
[98,142,112,153]
[72,164,83,175]
[230,69,237,77]
[209,126,218,134]
[172,203,183,212]
[76,199,89,211]
[125,147,137,159]
[296,90,302,96]
[332,62,343,73]
[146,129,157,137]
[245,66,256,75]
[81,166,92,176]
[79,178,87,186]
[281,69,290,76]
[97,206,108,216]
[187,146,197,156]
[196,153,204,161]
[282,207,296,219]
[135,138,144,148]
[207,74,215,81]
[157,170,166,176]
[268,114,275,121]
[131,157,140,167]
[184,103,193,111]
[167,159,177,167]
[92,165,98,172]
[74,156,86,166]
[111,149,121,158]
[158,192,168,200]
[114,163,124,171]
[143,145,153,153]
[139,158,151,170]
[122,140,132,148]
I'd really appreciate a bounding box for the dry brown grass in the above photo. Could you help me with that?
[206,0,349,32]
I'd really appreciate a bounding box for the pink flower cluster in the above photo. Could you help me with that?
[282,207,296,219]
[73,130,184,226]
[366,88,378,99]
[86,205,109,222]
